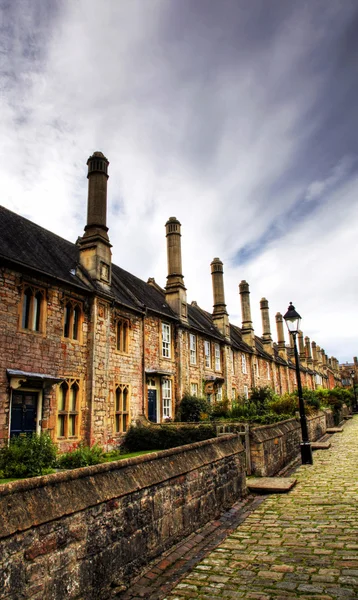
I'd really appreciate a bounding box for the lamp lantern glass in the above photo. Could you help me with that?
[283,302,301,335]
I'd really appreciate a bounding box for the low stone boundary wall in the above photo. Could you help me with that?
[250,411,329,476]
[0,435,246,600]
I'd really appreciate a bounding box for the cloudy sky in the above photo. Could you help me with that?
[1,0,358,362]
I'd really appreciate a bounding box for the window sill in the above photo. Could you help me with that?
[61,337,82,345]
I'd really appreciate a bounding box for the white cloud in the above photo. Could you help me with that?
[1,0,358,363]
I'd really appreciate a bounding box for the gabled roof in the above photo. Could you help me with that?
[0,205,89,290]
[0,205,177,319]
[229,324,254,353]
[187,303,225,341]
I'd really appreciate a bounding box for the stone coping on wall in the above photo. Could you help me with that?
[249,411,327,443]
[0,434,243,539]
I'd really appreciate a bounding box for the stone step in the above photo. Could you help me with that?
[247,477,297,494]
[311,441,331,450]
[326,427,344,433]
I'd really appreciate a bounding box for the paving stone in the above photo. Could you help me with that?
[118,418,358,600]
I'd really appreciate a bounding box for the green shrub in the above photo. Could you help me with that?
[210,399,230,420]
[249,386,278,414]
[0,433,57,478]
[124,423,216,452]
[268,393,298,416]
[177,394,212,422]
[57,443,104,469]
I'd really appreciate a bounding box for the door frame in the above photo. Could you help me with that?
[147,377,160,423]
[9,387,43,438]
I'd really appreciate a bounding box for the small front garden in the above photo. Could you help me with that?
[0,386,351,483]
[175,385,353,426]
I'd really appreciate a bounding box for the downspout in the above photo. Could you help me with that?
[142,308,147,417]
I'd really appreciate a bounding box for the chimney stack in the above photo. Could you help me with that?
[211,258,230,339]
[239,281,255,348]
[298,331,306,366]
[165,217,188,322]
[260,298,273,354]
[304,336,313,368]
[79,151,112,286]
[275,312,287,360]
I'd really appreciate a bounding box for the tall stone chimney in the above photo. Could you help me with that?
[239,281,255,348]
[304,336,313,368]
[298,331,306,366]
[165,217,188,322]
[275,312,287,360]
[211,258,230,339]
[79,151,112,286]
[260,298,273,355]
[311,341,318,370]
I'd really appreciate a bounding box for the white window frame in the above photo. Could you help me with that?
[242,354,247,374]
[162,378,172,418]
[215,344,221,371]
[232,388,236,401]
[162,323,171,358]
[243,385,249,399]
[190,334,197,365]
[191,383,198,397]
[216,385,223,402]
[204,340,211,368]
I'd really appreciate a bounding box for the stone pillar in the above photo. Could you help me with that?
[165,217,188,322]
[260,298,273,355]
[211,258,230,339]
[79,151,112,286]
[239,281,255,348]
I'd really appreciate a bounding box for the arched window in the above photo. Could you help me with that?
[116,318,129,353]
[21,286,44,331]
[57,379,80,439]
[63,300,82,341]
[115,384,130,433]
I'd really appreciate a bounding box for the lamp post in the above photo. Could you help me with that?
[283,302,313,465]
[350,370,358,412]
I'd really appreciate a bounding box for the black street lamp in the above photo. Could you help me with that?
[350,370,358,412]
[284,302,313,465]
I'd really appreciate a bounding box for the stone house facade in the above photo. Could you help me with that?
[0,152,342,448]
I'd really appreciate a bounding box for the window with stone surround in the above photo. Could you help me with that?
[216,385,223,401]
[162,323,171,358]
[116,318,129,353]
[243,385,249,399]
[232,388,236,400]
[230,348,235,373]
[214,343,221,371]
[190,334,197,364]
[162,378,172,418]
[20,285,45,332]
[191,382,198,396]
[204,340,211,368]
[115,384,130,433]
[241,354,247,374]
[57,379,80,439]
[63,299,82,341]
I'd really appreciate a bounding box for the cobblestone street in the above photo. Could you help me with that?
[120,417,358,600]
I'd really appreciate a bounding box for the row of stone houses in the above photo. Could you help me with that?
[0,152,341,449]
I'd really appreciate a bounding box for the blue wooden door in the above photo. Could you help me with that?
[148,389,157,422]
[10,392,37,436]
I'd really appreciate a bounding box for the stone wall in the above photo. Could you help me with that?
[0,435,246,600]
[250,411,328,476]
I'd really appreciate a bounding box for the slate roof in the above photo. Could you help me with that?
[187,303,224,341]
[230,324,255,353]
[0,205,88,290]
